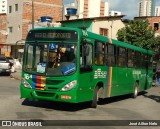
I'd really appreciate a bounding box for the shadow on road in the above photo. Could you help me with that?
[22,99,91,111]
[143,94,160,103]
[21,91,148,111]
[98,91,148,105]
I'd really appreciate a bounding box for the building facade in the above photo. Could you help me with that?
[155,6,160,16]
[139,0,152,16]
[151,0,156,16]
[0,0,7,14]
[0,0,63,57]
[0,13,7,54]
[135,16,160,37]
[64,0,109,20]
[61,15,125,40]
[139,0,156,16]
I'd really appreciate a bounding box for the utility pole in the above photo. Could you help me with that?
[32,0,34,29]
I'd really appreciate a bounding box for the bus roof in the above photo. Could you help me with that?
[86,30,153,55]
[28,27,153,55]
[111,39,153,55]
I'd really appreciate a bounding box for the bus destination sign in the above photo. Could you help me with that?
[26,30,78,41]
[35,32,71,39]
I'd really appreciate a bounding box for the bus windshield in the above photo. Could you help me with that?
[24,42,77,76]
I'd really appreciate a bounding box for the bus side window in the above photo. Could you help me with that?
[127,49,134,67]
[135,51,142,68]
[142,54,151,69]
[106,44,115,66]
[95,41,104,65]
[80,41,93,72]
[117,47,126,67]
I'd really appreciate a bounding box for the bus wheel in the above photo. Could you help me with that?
[91,87,99,108]
[132,82,139,98]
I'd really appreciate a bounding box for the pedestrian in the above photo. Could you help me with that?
[155,69,160,86]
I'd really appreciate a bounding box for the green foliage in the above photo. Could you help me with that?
[117,19,158,50]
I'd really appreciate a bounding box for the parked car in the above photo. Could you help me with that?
[0,55,11,75]
[6,56,16,73]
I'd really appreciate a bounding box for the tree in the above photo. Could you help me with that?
[117,19,158,50]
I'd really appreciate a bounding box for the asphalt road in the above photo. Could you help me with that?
[0,75,160,129]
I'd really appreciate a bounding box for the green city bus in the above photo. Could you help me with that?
[20,27,153,108]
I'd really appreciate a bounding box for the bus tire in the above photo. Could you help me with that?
[132,82,139,98]
[91,87,99,108]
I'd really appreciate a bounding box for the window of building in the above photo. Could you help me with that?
[18,25,20,31]
[8,27,13,34]
[15,4,18,12]
[114,13,118,16]
[99,28,108,37]
[154,23,159,31]
[9,6,12,13]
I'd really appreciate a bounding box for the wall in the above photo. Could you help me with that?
[61,16,125,40]
[0,13,7,55]
[7,0,23,44]
[0,0,7,14]
[3,0,62,57]
[88,0,100,18]
[64,0,109,19]
[92,17,125,39]
[62,19,93,32]
[0,13,7,44]
[22,0,63,40]
[78,0,84,18]
[155,6,160,16]
[147,17,160,35]
[104,2,109,16]
[139,0,152,16]
[135,16,160,36]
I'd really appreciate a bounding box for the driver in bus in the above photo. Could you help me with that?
[59,47,75,62]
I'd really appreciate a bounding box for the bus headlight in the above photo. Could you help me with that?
[61,80,77,91]
[22,78,32,89]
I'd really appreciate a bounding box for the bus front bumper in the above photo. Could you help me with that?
[20,85,78,103]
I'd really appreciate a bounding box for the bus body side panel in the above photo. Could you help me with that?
[110,67,134,97]
[92,66,108,98]
[109,68,152,97]
[139,69,153,91]
[108,67,136,97]
[76,72,94,102]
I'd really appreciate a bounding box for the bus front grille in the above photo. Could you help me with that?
[35,91,55,97]
[46,80,65,85]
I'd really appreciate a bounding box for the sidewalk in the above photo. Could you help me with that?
[10,69,22,80]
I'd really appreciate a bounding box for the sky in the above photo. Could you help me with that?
[64,0,160,19]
